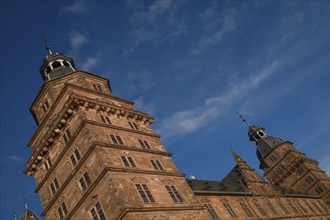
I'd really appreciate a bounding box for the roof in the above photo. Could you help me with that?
[18,208,40,220]
[186,165,247,194]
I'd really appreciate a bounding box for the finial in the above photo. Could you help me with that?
[42,35,53,55]
[23,193,28,209]
[13,211,17,220]
[236,112,250,127]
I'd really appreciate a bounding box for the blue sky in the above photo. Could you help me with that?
[1,0,329,219]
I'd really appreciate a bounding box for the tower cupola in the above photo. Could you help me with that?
[237,113,284,169]
[39,39,75,81]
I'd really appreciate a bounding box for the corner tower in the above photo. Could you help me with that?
[24,46,210,220]
[239,114,330,207]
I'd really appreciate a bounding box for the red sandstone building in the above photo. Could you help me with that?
[24,46,330,219]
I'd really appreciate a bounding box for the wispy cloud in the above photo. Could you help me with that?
[8,155,22,162]
[80,57,99,71]
[125,0,187,54]
[60,1,88,14]
[69,31,88,52]
[133,96,155,115]
[192,7,241,55]
[157,59,284,138]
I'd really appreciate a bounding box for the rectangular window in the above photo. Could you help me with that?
[205,203,218,219]
[45,157,52,170]
[150,160,163,170]
[128,122,139,130]
[255,203,267,216]
[108,134,124,145]
[99,115,111,125]
[79,172,92,191]
[267,202,278,216]
[138,139,151,149]
[57,202,68,219]
[135,184,155,203]
[305,176,314,184]
[63,129,72,144]
[165,185,184,203]
[90,202,106,220]
[240,203,253,217]
[223,203,237,218]
[70,149,81,166]
[93,84,103,92]
[296,167,305,175]
[50,178,60,195]
[121,156,136,167]
[43,100,50,113]
[315,186,324,194]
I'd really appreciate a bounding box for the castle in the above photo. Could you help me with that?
[23,46,330,219]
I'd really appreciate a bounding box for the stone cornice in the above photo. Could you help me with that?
[42,165,185,216]
[25,92,155,175]
[117,206,206,220]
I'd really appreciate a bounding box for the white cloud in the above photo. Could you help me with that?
[69,31,88,51]
[60,1,88,14]
[9,155,22,162]
[134,97,155,115]
[80,57,99,71]
[157,58,283,139]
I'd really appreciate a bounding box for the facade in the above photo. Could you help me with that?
[24,48,330,220]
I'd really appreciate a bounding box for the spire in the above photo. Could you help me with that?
[236,112,250,127]
[42,35,52,55]
[23,194,28,209]
[13,211,17,220]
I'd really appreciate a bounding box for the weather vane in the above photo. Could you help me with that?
[42,35,53,55]
[236,112,250,127]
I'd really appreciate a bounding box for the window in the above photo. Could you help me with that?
[57,202,68,220]
[240,203,253,217]
[249,174,256,181]
[267,202,278,216]
[50,178,60,195]
[63,129,72,144]
[135,184,155,203]
[205,203,218,219]
[121,156,136,167]
[150,160,163,170]
[254,203,267,216]
[79,172,92,191]
[315,186,324,194]
[99,115,111,125]
[42,100,50,113]
[45,157,52,170]
[279,201,289,214]
[305,176,314,184]
[52,61,61,69]
[296,167,305,175]
[269,154,276,162]
[90,202,106,220]
[93,84,102,92]
[70,149,81,166]
[165,185,184,203]
[128,122,139,130]
[138,139,151,149]
[108,134,124,145]
[223,203,237,218]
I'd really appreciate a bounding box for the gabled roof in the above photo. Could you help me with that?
[18,208,40,220]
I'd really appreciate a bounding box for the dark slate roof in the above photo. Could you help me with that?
[19,208,40,220]
[274,186,318,198]
[186,165,247,195]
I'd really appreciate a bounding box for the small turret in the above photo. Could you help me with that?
[39,38,76,81]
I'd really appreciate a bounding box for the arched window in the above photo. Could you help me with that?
[52,61,61,69]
